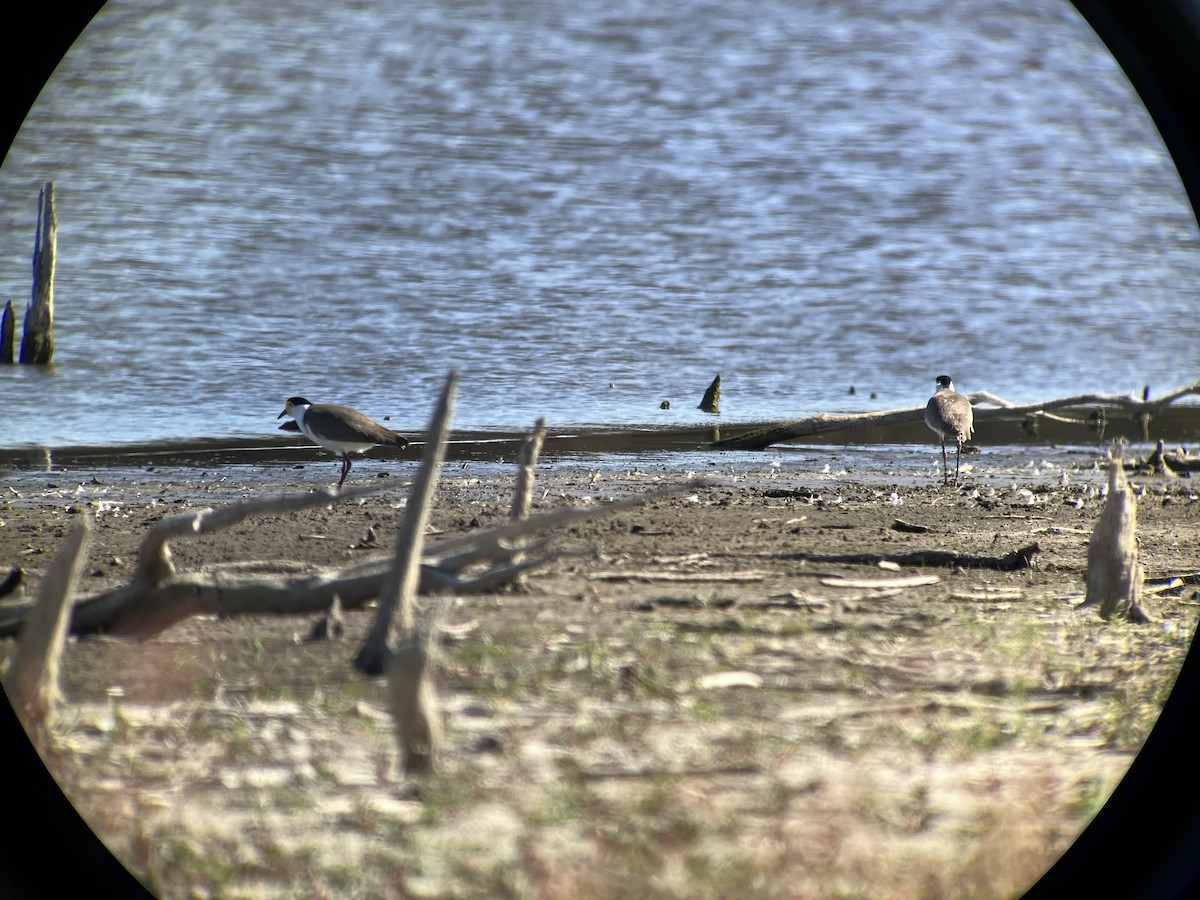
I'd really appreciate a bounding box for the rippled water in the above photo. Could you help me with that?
[1,0,1197,450]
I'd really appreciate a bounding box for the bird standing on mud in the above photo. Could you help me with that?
[278,397,409,487]
[924,375,974,485]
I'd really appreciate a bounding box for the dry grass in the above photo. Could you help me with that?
[5,470,1197,897]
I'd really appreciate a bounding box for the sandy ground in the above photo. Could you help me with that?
[2,453,1199,898]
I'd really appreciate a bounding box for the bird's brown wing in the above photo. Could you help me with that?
[306,404,409,447]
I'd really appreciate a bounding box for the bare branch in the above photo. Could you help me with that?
[356,371,458,677]
[135,485,381,586]
[4,519,91,740]
[0,463,699,643]
[510,417,546,522]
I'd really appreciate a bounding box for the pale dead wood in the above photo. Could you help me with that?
[356,370,457,677]
[386,604,446,776]
[135,484,380,586]
[1081,447,1147,622]
[508,418,547,589]
[510,417,546,522]
[820,574,941,589]
[968,379,1200,417]
[0,482,696,641]
[428,485,699,561]
[3,519,90,742]
[360,371,455,777]
[588,570,767,582]
[713,379,1200,450]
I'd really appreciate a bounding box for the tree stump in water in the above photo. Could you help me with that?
[20,182,57,365]
[1,300,14,364]
[699,374,721,414]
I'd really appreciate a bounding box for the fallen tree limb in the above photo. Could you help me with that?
[1130,440,1200,476]
[712,408,926,450]
[713,379,1200,450]
[0,472,701,642]
[793,544,1041,572]
[135,484,382,586]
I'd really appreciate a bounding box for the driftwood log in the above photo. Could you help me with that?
[1132,440,1200,476]
[0,479,694,643]
[791,544,1041,573]
[713,379,1200,450]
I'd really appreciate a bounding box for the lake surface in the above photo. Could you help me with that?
[1,0,1198,454]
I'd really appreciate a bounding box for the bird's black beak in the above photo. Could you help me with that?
[277,409,287,419]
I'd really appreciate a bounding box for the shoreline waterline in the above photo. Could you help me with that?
[3,402,1198,465]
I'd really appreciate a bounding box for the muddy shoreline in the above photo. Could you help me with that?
[3,400,1198,472]
[2,455,1199,897]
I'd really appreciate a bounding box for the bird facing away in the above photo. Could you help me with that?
[924,375,974,485]
[278,397,409,487]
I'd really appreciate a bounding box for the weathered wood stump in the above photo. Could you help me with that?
[20,182,57,365]
[699,374,721,414]
[1,299,15,364]
[1082,449,1147,622]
